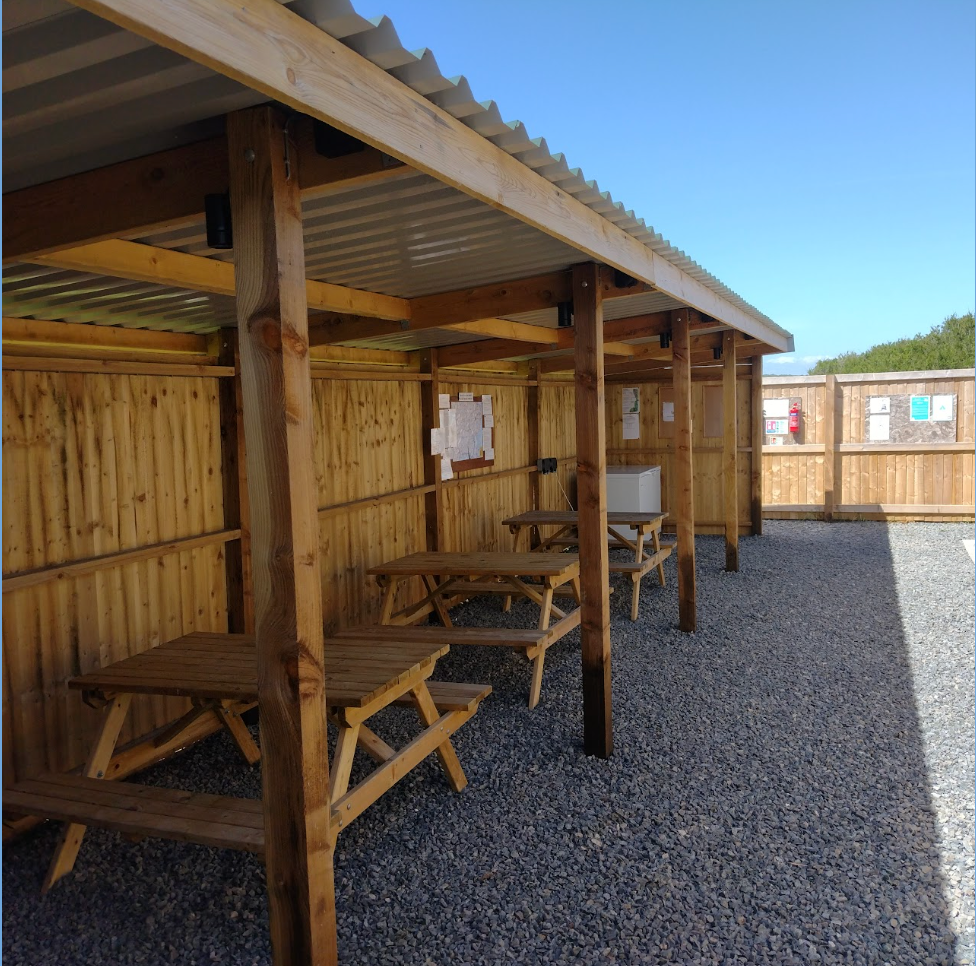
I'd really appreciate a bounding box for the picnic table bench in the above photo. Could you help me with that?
[3,632,490,891]
[501,510,672,620]
[367,551,581,708]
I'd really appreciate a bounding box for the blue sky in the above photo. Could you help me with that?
[359,0,975,374]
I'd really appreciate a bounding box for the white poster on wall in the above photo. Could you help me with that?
[763,398,790,419]
[622,413,640,440]
[869,396,891,415]
[661,400,674,423]
[932,395,954,421]
[868,414,890,441]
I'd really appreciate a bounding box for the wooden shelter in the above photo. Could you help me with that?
[3,1,793,962]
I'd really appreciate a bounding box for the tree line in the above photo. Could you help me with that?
[809,312,975,375]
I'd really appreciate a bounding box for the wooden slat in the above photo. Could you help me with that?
[2,528,241,594]
[722,330,738,571]
[823,374,838,522]
[573,263,612,758]
[750,354,763,535]
[672,310,697,632]
[69,0,790,348]
[3,775,266,853]
[227,106,336,966]
[1,356,233,377]
[367,551,579,579]
[2,316,207,354]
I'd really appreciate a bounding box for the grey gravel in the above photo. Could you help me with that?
[3,520,973,966]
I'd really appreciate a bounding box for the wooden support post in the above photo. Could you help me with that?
[527,362,541,547]
[217,329,254,633]
[573,263,612,758]
[722,331,739,572]
[671,310,697,632]
[750,353,764,535]
[824,373,838,522]
[227,106,337,966]
[420,350,444,552]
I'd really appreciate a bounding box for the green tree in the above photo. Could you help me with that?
[809,313,975,374]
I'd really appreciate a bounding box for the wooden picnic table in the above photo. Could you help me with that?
[501,510,672,620]
[366,551,581,708]
[4,632,490,891]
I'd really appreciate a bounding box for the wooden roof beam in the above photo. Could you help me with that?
[66,0,791,350]
[3,117,408,264]
[31,239,409,321]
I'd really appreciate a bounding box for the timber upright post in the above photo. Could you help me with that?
[671,309,697,632]
[573,262,612,758]
[420,349,444,552]
[722,330,739,571]
[527,361,542,548]
[750,353,764,535]
[227,107,337,966]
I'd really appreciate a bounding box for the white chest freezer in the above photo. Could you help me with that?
[605,465,662,541]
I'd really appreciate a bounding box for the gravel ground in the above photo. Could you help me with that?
[3,521,973,966]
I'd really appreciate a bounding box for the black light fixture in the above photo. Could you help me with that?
[612,269,639,289]
[713,346,723,360]
[557,301,574,328]
[660,330,671,350]
[313,119,366,158]
[204,193,233,249]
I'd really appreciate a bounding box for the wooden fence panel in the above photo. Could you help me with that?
[762,369,974,520]
[2,371,228,782]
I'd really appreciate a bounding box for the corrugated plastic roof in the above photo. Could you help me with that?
[3,0,789,346]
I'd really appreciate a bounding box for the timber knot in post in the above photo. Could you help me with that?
[280,325,309,358]
[251,315,282,351]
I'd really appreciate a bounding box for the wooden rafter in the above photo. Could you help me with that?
[3,119,407,263]
[58,0,791,349]
[31,239,408,321]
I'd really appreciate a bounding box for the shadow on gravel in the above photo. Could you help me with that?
[1,522,962,966]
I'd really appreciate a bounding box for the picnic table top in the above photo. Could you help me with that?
[367,551,580,578]
[501,510,667,526]
[68,632,448,709]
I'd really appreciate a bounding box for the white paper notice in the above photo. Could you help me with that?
[458,391,475,402]
[622,387,640,414]
[484,447,495,461]
[622,412,640,440]
[438,393,451,410]
[444,411,458,449]
[430,427,444,455]
[483,413,494,429]
[440,457,453,481]
[481,395,493,415]
[868,396,890,415]
[868,414,890,442]
[763,398,790,419]
[662,400,675,423]
[483,427,492,451]
[932,395,953,421]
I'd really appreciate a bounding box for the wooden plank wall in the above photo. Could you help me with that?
[604,371,755,534]
[2,357,579,784]
[2,370,228,784]
[762,370,975,520]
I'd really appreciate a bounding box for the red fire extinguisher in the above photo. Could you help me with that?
[788,403,801,434]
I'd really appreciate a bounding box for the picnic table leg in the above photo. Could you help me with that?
[631,525,647,621]
[379,576,400,624]
[422,574,454,627]
[410,681,467,792]
[214,703,261,765]
[330,721,362,801]
[526,581,557,709]
[43,693,132,892]
[653,527,666,586]
[503,525,524,612]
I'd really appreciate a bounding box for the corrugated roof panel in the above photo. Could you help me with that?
[2,0,787,341]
